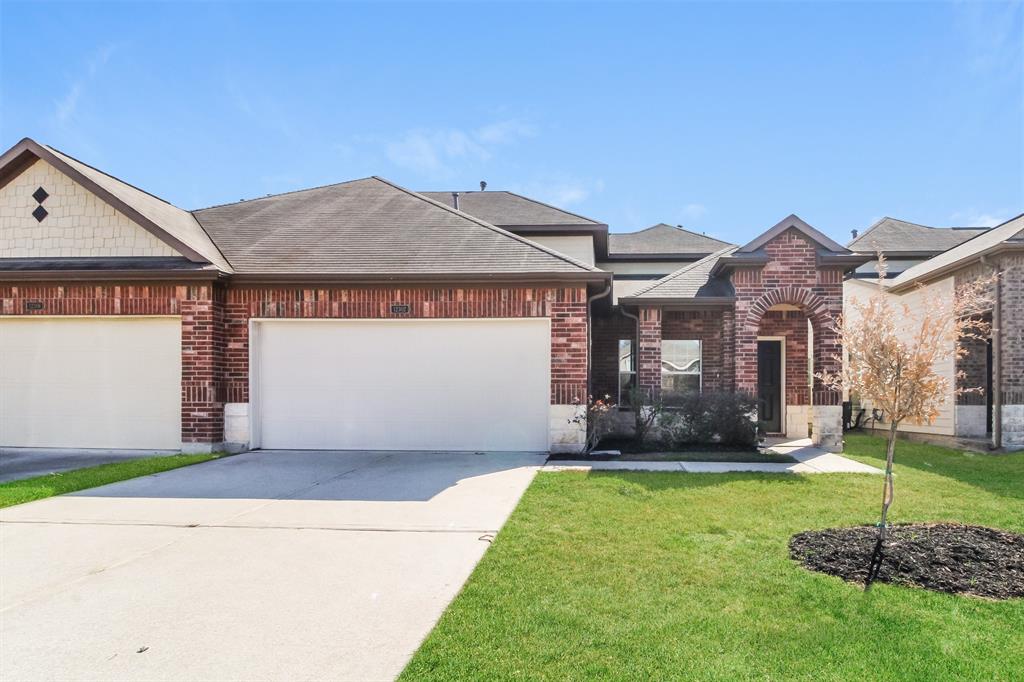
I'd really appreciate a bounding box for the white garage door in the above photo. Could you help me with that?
[253,319,551,451]
[0,317,181,449]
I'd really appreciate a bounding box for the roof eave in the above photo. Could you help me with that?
[888,242,1024,293]
[619,296,736,307]
[602,252,713,262]
[226,271,612,286]
[0,269,228,282]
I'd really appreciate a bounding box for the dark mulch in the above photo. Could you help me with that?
[790,523,1024,600]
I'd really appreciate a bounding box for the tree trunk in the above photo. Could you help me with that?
[878,420,899,542]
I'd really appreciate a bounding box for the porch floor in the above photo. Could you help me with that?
[543,438,882,474]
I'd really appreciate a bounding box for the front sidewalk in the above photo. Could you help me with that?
[542,438,883,474]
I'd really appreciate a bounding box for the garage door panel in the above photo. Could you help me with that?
[0,318,181,449]
[256,319,550,451]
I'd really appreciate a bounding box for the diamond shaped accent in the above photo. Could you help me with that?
[32,205,48,222]
[32,187,49,203]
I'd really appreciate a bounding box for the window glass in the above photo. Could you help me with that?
[661,339,701,394]
[618,339,635,405]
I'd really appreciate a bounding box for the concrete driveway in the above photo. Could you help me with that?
[0,450,546,681]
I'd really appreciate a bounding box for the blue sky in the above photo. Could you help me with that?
[2,2,1021,244]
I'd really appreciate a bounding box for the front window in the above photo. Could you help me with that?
[662,339,701,395]
[618,339,635,405]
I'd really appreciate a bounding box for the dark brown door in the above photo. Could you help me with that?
[758,340,783,433]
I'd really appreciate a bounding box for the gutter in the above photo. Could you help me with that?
[981,255,1002,449]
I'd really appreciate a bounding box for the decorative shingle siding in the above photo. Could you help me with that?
[223,285,588,406]
[0,159,178,258]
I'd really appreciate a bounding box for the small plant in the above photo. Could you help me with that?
[627,386,665,445]
[568,395,617,453]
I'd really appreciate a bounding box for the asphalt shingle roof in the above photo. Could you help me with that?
[608,224,733,256]
[419,191,602,227]
[848,217,988,254]
[621,246,738,301]
[192,178,600,275]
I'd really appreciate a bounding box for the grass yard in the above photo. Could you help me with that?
[402,434,1024,681]
[0,454,221,508]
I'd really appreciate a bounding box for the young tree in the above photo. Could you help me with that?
[820,256,993,542]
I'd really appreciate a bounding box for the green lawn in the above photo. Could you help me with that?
[0,454,221,508]
[402,434,1024,681]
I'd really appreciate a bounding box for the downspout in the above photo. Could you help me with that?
[586,282,613,398]
[982,256,1002,449]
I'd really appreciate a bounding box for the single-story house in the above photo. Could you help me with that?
[2,137,1017,454]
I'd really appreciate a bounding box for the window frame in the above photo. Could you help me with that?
[660,339,702,395]
[617,338,635,406]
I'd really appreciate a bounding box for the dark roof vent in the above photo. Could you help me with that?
[851,229,859,239]
[479,180,487,191]
[451,192,460,210]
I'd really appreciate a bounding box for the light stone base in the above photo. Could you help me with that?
[956,405,988,438]
[1003,405,1024,450]
[812,405,843,452]
[181,442,224,455]
[550,404,586,454]
[224,403,251,449]
[785,405,811,440]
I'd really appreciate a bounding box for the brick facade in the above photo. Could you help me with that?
[757,310,810,406]
[1,282,589,448]
[662,308,734,392]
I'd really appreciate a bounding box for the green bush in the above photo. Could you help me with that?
[660,390,759,447]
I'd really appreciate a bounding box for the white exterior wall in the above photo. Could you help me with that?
[843,277,957,436]
[527,235,595,266]
[0,159,178,258]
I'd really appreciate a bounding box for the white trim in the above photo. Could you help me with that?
[757,335,786,434]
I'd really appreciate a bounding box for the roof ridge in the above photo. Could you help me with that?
[627,245,738,298]
[192,177,374,212]
[369,177,601,273]
[664,223,732,244]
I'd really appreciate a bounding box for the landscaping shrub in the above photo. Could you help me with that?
[660,390,759,447]
[627,386,665,445]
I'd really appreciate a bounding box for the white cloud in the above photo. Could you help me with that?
[949,209,1011,227]
[54,44,116,125]
[381,119,536,178]
[680,203,708,221]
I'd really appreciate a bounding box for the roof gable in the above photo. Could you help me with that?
[738,214,848,253]
[0,138,231,271]
[608,223,733,258]
[193,177,604,277]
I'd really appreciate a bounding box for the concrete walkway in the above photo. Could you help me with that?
[0,449,545,681]
[543,438,883,474]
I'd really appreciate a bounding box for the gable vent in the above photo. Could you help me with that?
[32,205,48,222]
[32,187,49,203]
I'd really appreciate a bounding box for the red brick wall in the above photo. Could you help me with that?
[757,310,810,406]
[662,308,734,392]
[733,229,843,406]
[637,307,662,396]
[1,282,225,444]
[1,282,589,446]
[224,285,589,406]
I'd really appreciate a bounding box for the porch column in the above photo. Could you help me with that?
[637,306,662,400]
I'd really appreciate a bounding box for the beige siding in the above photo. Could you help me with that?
[599,261,687,303]
[843,277,957,435]
[0,159,179,258]
[526,235,595,266]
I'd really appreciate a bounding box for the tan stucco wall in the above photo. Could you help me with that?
[527,235,595,266]
[843,277,957,435]
[0,159,179,258]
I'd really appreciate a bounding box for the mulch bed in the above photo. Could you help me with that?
[790,523,1024,600]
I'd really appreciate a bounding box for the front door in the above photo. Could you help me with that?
[757,340,783,433]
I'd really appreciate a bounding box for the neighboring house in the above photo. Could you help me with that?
[844,215,1024,449]
[847,217,989,278]
[6,137,1014,455]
